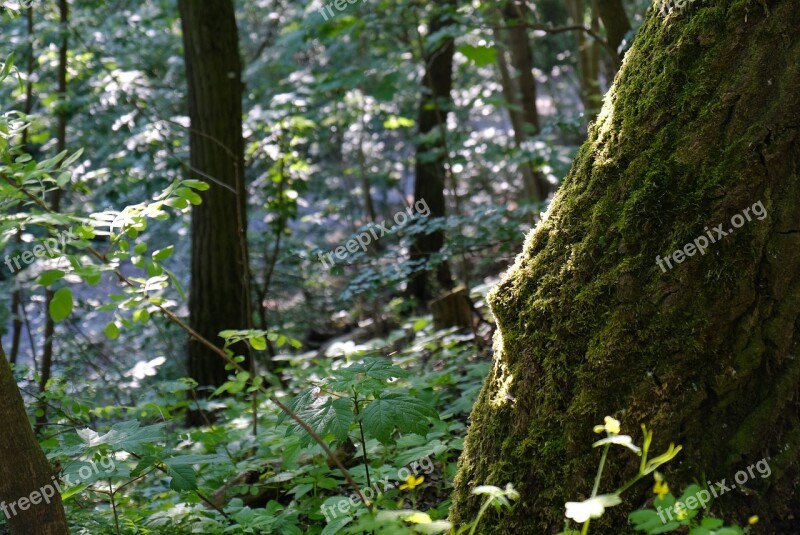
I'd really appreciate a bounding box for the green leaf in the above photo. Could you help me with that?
[699,517,724,529]
[321,517,352,535]
[78,420,165,455]
[457,44,497,67]
[38,269,65,286]
[251,336,267,350]
[182,179,210,191]
[104,322,120,340]
[49,287,73,322]
[360,393,438,443]
[290,396,354,446]
[152,245,174,261]
[163,459,197,491]
[629,509,664,532]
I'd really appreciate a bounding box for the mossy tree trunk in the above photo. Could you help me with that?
[451,0,800,532]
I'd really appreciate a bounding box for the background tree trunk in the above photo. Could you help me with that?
[495,0,549,203]
[567,0,602,120]
[408,1,457,304]
[37,0,68,432]
[597,0,631,64]
[451,1,800,532]
[0,343,69,534]
[179,0,251,394]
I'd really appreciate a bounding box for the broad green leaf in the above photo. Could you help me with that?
[290,396,354,446]
[360,393,438,443]
[49,287,73,322]
[163,459,197,491]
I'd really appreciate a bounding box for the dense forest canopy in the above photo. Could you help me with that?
[1,0,797,534]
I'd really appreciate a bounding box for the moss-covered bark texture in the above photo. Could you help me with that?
[451,0,800,532]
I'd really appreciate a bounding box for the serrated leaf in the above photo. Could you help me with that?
[290,396,354,447]
[163,459,197,491]
[79,420,165,455]
[360,394,437,443]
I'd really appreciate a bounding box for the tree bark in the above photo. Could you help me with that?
[37,0,68,432]
[178,0,251,394]
[597,0,631,64]
[0,343,69,534]
[451,1,800,532]
[495,1,549,203]
[408,1,457,304]
[567,0,602,120]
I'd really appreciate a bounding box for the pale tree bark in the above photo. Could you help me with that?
[0,343,69,534]
[452,0,800,531]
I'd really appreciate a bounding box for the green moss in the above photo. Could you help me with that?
[450,0,800,531]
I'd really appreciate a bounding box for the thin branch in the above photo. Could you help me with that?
[488,23,618,61]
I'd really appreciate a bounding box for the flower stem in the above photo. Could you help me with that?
[591,444,610,497]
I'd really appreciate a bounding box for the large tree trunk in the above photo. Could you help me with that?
[179,0,251,393]
[0,343,69,534]
[451,1,800,532]
[408,1,457,304]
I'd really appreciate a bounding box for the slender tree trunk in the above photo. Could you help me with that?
[567,0,602,120]
[451,1,800,532]
[10,4,36,366]
[495,0,549,202]
[0,343,69,534]
[597,0,631,67]
[179,0,251,398]
[408,1,457,304]
[37,0,67,431]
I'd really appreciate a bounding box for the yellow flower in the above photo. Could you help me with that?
[674,502,688,521]
[653,479,670,499]
[593,416,621,435]
[399,475,424,491]
[748,515,759,525]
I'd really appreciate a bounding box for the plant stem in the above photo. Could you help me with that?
[353,393,372,490]
[591,444,610,497]
[468,496,494,535]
